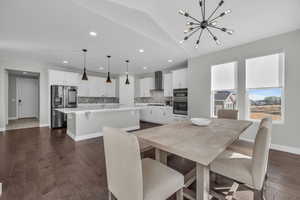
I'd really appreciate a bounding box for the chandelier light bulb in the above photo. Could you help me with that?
[226,29,234,35]
[210,21,218,26]
[225,9,232,15]
[179,10,189,17]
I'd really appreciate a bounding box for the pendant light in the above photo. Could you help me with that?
[125,60,130,85]
[106,55,112,83]
[81,49,88,80]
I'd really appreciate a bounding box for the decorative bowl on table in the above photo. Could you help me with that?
[190,118,211,126]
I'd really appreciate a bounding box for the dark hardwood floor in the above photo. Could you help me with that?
[0,122,299,200]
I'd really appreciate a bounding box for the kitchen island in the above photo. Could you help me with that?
[56,104,143,141]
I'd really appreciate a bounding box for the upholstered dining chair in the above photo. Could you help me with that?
[217,109,255,156]
[103,127,184,200]
[210,118,272,200]
[217,109,239,120]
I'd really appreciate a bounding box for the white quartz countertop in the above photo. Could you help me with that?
[56,104,146,114]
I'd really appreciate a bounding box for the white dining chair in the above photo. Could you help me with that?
[228,117,273,157]
[210,118,272,200]
[217,109,239,120]
[217,109,255,156]
[103,127,184,200]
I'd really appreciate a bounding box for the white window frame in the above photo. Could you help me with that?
[245,53,285,124]
[210,61,238,118]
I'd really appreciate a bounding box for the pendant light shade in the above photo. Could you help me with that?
[106,55,112,83]
[125,60,130,85]
[82,49,88,80]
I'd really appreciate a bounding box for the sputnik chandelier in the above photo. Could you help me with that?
[178,0,233,48]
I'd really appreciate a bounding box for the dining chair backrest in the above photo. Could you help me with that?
[103,127,143,200]
[217,109,238,120]
[251,118,272,190]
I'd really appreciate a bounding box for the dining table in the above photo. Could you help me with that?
[136,118,252,200]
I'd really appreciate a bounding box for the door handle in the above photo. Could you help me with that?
[18,99,22,103]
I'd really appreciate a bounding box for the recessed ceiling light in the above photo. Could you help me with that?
[63,60,69,64]
[168,59,173,63]
[139,49,144,53]
[22,72,27,75]
[89,31,97,36]
[99,67,104,70]
[143,67,147,70]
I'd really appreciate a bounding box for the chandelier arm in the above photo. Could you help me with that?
[209,15,222,23]
[207,5,222,21]
[206,27,217,39]
[187,15,202,24]
[185,25,201,34]
[210,10,231,23]
[199,1,205,20]
[203,0,206,19]
[208,25,224,31]
[196,29,204,42]
[186,27,202,39]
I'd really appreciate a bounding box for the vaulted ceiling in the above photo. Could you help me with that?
[0,0,299,74]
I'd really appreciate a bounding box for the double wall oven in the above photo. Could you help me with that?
[173,88,188,115]
[51,85,77,128]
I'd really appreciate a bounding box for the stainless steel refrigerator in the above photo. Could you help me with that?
[51,85,78,128]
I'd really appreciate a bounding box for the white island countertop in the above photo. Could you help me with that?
[56,104,146,114]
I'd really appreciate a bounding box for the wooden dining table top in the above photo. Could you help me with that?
[136,119,253,166]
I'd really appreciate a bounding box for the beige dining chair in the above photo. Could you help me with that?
[217,109,254,156]
[103,127,184,200]
[217,109,239,120]
[210,118,272,200]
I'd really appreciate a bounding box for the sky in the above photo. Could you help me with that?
[249,88,282,101]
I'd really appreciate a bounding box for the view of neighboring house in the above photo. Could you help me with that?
[213,91,237,116]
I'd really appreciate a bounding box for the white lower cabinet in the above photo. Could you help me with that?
[140,107,173,124]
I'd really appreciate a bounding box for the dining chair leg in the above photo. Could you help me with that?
[108,190,116,200]
[176,188,183,200]
[253,189,264,200]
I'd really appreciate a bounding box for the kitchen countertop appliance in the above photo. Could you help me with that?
[51,85,78,128]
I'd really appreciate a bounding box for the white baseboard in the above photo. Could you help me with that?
[8,117,17,120]
[39,124,49,127]
[67,125,140,142]
[240,137,300,155]
[0,128,5,132]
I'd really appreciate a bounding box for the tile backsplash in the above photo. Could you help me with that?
[135,90,172,105]
[78,97,119,104]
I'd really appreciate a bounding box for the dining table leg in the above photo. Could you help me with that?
[196,163,210,200]
[155,148,168,165]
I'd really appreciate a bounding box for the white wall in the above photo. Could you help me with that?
[188,30,300,153]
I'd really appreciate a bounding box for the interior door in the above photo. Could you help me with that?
[17,77,38,118]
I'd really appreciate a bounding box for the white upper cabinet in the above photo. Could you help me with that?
[163,73,173,97]
[172,68,187,89]
[48,70,79,86]
[49,70,116,97]
[140,77,154,97]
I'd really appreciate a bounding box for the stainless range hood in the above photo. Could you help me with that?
[153,71,163,91]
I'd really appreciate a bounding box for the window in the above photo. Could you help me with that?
[246,53,285,121]
[211,62,238,117]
